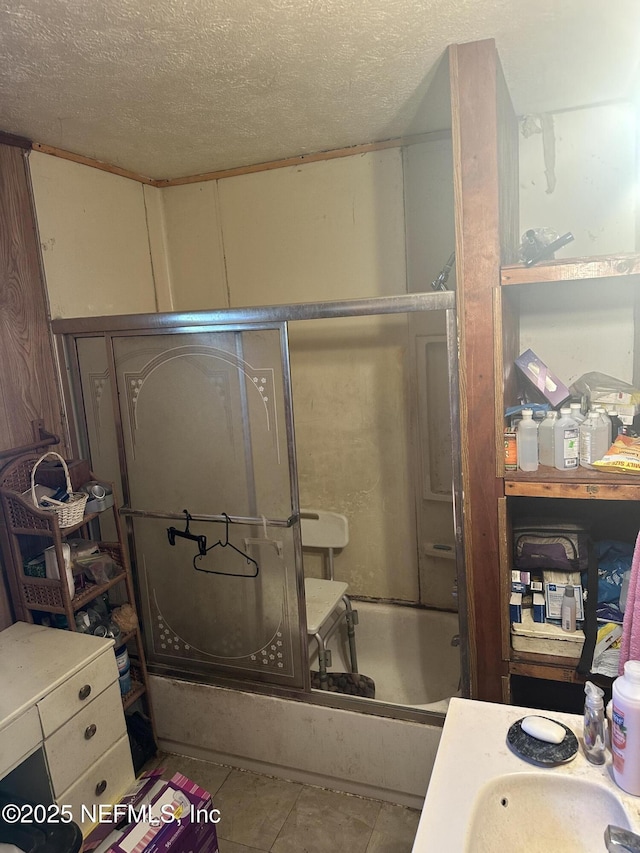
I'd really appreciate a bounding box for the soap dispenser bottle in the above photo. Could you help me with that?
[583,681,606,764]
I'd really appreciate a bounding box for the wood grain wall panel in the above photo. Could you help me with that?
[450,39,507,701]
[0,145,67,452]
[0,143,68,628]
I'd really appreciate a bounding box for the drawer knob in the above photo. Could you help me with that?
[95,780,107,796]
[85,723,97,740]
[78,684,92,701]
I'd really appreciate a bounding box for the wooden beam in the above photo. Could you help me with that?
[450,39,519,702]
[29,131,450,188]
[154,132,447,186]
[31,143,157,185]
[502,254,640,285]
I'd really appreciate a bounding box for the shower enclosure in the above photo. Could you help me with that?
[54,290,467,716]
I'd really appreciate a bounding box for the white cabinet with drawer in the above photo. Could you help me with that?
[58,735,134,831]
[0,622,135,832]
[46,681,128,795]
[38,649,119,738]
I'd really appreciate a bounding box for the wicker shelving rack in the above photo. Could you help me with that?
[0,450,155,729]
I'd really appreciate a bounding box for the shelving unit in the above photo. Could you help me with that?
[0,450,155,741]
[496,255,640,701]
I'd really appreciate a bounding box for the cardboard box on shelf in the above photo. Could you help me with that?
[545,582,584,622]
[511,610,584,658]
[509,592,523,624]
[515,349,571,409]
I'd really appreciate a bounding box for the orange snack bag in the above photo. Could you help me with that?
[592,434,640,474]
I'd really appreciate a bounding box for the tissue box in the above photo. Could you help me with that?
[515,349,571,408]
[84,769,219,853]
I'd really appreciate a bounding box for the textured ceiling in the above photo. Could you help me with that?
[1,0,639,180]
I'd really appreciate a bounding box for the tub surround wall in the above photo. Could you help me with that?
[149,675,441,809]
[290,316,417,601]
[403,136,458,611]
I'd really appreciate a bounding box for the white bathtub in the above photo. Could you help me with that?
[149,604,457,808]
[308,600,460,710]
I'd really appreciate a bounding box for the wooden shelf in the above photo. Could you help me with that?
[501,253,640,286]
[505,465,640,500]
[508,653,584,684]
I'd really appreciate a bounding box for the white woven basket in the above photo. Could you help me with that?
[30,452,88,528]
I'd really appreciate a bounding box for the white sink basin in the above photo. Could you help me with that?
[466,772,632,852]
[412,698,640,852]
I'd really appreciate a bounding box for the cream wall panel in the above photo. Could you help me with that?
[519,103,637,389]
[161,181,228,311]
[143,184,174,313]
[217,149,406,306]
[404,136,455,296]
[519,103,636,257]
[28,151,157,318]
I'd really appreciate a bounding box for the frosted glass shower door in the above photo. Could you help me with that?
[108,327,304,686]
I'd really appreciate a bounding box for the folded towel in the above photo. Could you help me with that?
[619,530,640,673]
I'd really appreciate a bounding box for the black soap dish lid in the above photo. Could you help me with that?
[507,717,579,766]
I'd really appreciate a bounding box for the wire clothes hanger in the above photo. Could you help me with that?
[193,512,260,578]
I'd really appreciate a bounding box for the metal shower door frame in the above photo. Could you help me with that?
[54,289,469,717]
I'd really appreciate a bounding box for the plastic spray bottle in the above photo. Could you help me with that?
[583,681,606,764]
[612,660,640,795]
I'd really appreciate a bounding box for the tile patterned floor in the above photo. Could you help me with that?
[151,752,420,853]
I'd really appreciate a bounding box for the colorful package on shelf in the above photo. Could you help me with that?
[592,435,640,474]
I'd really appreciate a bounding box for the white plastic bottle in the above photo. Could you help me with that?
[561,584,576,632]
[596,407,613,451]
[516,409,538,471]
[554,407,579,470]
[538,411,556,467]
[580,411,604,469]
[612,660,640,795]
[569,402,586,425]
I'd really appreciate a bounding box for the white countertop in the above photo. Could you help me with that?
[412,697,640,851]
[0,621,113,731]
